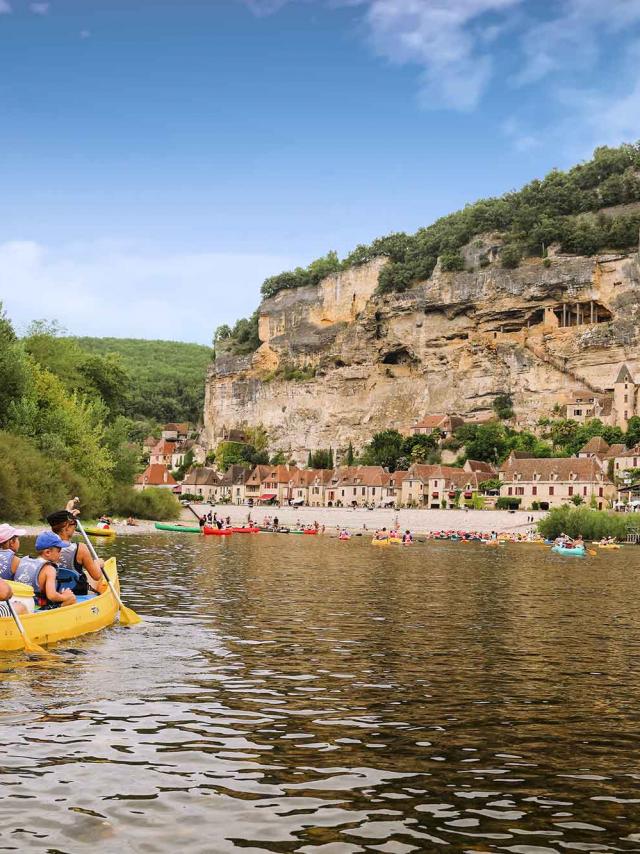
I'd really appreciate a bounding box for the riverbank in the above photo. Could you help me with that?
[14,506,543,537]
[183,504,544,536]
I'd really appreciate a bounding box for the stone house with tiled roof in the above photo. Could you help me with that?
[412,414,465,439]
[307,469,334,507]
[499,455,614,510]
[180,467,220,502]
[150,439,176,467]
[134,464,177,492]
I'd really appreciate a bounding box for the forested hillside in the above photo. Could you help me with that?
[0,314,201,521]
[71,337,211,423]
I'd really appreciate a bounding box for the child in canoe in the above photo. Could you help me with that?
[14,532,77,610]
[0,523,27,581]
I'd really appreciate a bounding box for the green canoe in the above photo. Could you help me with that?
[155,522,202,534]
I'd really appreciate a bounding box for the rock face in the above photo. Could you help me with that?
[204,251,640,460]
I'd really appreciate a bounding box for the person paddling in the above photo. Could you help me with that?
[47,510,105,594]
[0,524,27,580]
[14,532,76,610]
[0,578,28,617]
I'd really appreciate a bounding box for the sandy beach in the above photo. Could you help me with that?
[181,503,544,536]
[13,505,544,538]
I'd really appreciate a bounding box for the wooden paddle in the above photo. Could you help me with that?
[76,519,141,626]
[5,597,52,656]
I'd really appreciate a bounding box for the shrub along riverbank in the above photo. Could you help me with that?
[538,506,636,540]
[0,306,181,523]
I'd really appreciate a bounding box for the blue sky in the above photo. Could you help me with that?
[1,0,640,343]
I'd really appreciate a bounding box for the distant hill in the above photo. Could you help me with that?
[70,337,211,424]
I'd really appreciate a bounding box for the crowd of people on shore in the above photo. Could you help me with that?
[0,509,106,619]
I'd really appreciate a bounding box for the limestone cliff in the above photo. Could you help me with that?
[205,250,640,460]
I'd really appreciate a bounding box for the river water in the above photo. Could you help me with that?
[1,533,640,853]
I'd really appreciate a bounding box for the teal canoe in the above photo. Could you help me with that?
[155,522,202,534]
[551,544,585,557]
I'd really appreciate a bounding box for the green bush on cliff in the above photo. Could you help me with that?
[256,143,640,300]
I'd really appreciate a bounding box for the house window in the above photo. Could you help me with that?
[372,488,376,495]
[516,487,524,496]
[583,486,587,496]
[568,486,573,496]
[341,490,344,497]
[575,409,582,416]
[362,487,366,496]
[599,487,603,497]
[549,486,554,496]
[508,487,513,496]
[532,486,537,496]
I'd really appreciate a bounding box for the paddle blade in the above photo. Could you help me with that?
[23,636,53,656]
[119,604,142,626]
[588,549,597,556]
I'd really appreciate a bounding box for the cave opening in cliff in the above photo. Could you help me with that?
[380,347,416,365]
[553,301,612,327]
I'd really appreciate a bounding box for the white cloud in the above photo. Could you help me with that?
[0,240,297,344]
[29,2,50,13]
[0,0,12,13]
[80,28,91,39]
[515,0,640,86]
[243,0,522,110]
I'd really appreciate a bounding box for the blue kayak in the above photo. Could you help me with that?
[551,544,586,557]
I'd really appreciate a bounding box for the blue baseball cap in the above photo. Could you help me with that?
[35,531,71,551]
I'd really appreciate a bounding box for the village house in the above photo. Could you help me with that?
[215,465,251,504]
[401,464,482,508]
[180,467,220,502]
[149,439,176,467]
[288,468,324,506]
[577,436,611,462]
[564,393,612,424]
[162,422,191,441]
[332,466,391,507]
[384,470,409,507]
[609,445,640,482]
[244,465,273,505]
[412,414,465,440]
[134,464,177,492]
[307,469,334,507]
[498,454,615,510]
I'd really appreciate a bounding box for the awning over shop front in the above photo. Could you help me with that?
[260,493,277,500]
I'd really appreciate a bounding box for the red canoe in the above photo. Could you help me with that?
[203,526,233,536]
[303,530,318,535]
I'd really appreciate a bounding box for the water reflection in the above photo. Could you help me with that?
[1,534,640,852]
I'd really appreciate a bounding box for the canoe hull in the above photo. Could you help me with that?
[84,526,116,538]
[155,523,201,533]
[0,558,120,651]
[551,545,586,557]
[203,526,233,536]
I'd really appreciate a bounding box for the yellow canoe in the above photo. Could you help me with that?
[372,538,390,546]
[84,526,116,538]
[591,542,621,550]
[0,557,120,651]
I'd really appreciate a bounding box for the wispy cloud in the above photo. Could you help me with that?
[241,0,640,149]
[244,0,522,110]
[29,2,50,14]
[80,28,91,39]
[0,240,298,344]
[0,0,12,14]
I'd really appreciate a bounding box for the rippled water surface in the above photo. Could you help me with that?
[2,533,640,853]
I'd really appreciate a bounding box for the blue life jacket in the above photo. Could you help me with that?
[56,542,85,592]
[0,549,14,580]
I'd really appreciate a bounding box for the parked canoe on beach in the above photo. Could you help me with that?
[155,522,202,534]
[84,526,116,538]
[0,558,120,651]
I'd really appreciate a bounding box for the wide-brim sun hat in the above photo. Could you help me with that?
[0,523,27,543]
